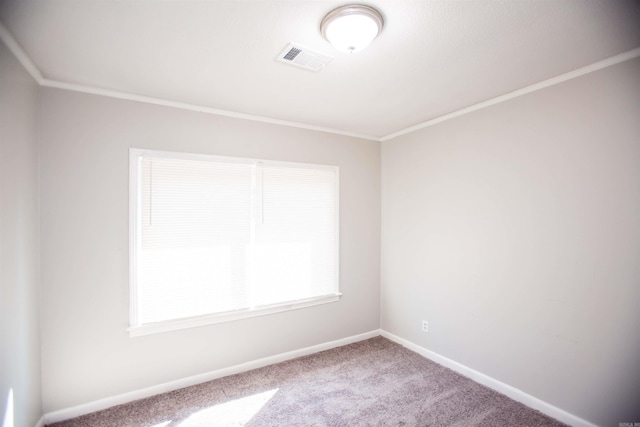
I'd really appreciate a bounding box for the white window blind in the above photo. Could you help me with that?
[129,149,339,335]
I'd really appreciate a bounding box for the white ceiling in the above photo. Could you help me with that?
[1,0,639,140]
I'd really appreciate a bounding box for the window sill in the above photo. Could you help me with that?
[128,293,341,337]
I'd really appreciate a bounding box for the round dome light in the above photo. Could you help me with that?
[321,5,384,53]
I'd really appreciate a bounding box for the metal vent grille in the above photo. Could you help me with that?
[283,47,302,61]
[276,43,333,72]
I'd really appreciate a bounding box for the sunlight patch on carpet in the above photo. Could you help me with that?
[177,388,279,426]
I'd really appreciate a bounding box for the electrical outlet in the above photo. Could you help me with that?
[422,320,428,333]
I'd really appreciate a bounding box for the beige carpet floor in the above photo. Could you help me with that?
[48,337,566,426]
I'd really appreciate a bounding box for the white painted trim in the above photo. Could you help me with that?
[380,330,597,427]
[39,78,379,141]
[0,20,373,140]
[129,294,342,337]
[128,148,140,336]
[43,329,596,426]
[34,415,45,427]
[127,147,341,337]
[43,329,381,424]
[3,18,639,143]
[0,22,44,84]
[380,47,640,141]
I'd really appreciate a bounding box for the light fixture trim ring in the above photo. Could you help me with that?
[320,4,384,52]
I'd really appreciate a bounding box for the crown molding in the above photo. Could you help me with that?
[0,21,43,84]
[380,47,640,141]
[3,20,639,143]
[40,78,380,141]
[0,20,378,142]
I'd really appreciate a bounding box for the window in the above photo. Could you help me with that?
[129,149,339,336]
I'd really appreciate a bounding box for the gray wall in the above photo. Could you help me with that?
[0,41,42,426]
[381,57,640,427]
[5,29,639,425]
[38,88,381,412]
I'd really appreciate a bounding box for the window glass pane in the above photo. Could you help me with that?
[250,165,337,307]
[131,150,339,330]
[138,157,253,324]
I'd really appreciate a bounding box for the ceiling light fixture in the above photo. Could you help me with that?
[320,5,384,53]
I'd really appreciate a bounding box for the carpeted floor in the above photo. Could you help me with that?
[49,337,566,426]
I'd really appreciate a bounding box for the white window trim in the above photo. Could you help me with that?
[128,148,340,337]
[128,294,341,337]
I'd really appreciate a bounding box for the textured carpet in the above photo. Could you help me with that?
[49,337,566,426]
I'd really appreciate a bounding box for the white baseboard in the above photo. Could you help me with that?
[43,329,380,424]
[44,329,594,427]
[34,415,45,427]
[379,330,597,427]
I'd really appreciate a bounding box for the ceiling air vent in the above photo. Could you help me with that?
[276,43,333,72]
